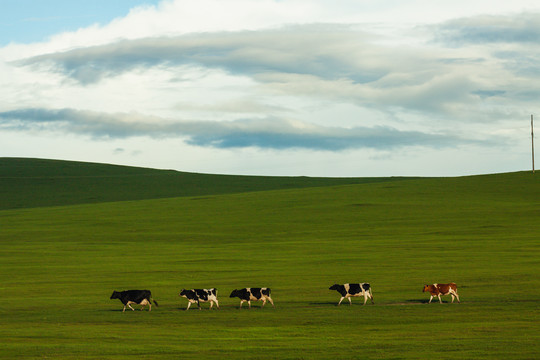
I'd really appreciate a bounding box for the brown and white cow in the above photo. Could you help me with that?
[422,283,460,303]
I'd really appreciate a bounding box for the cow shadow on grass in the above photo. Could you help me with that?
[106,309,155,312]
[405,298,460,304]
[312,299,433,306]
[404,299,430,304]
[309,301,339,306]
[309,301,375,307]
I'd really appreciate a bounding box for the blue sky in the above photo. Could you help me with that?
[0,0,538,176]
[0,0,160,45]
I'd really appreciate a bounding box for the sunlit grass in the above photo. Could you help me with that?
[0,161,538,358]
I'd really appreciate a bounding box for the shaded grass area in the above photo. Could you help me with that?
[0,168,539,358]
[0,158,411,210]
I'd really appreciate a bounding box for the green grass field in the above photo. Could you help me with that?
[1,158,539,359]
[0,158,411,210]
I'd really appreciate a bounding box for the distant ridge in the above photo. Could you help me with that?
[0,158,413,210]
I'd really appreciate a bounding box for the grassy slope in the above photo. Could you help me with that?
[0,158,411,210]
[0,160,539,359]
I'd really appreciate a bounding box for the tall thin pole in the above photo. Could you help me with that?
[532,114,535,173]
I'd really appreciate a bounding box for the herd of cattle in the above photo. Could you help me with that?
[110,282,460,312]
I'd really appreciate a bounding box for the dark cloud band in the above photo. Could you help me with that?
[0,107,480,150]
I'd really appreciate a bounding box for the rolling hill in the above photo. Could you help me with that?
[0,157,412,210]
[0,158,538,359]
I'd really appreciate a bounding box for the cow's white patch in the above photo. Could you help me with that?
[126,299,151,311]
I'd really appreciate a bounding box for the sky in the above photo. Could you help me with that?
[0,0,538,177]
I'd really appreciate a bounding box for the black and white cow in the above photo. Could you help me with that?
[179,288,220,310]
[110,290,158,312]
[229,288,274,309]
[329,283,374,306]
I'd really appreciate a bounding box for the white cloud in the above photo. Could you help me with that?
[1,0,538,176]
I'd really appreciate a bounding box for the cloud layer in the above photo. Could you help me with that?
[1,0,538,175]
[0,108,480,150]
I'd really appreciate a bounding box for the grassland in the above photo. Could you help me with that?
[0,158,539,359]
[0,158,410,210]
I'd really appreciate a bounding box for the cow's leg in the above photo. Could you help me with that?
[429,295,433,303]
[239,300,244,309]
[248,300,252,309]
[363,293,368,305]
[209,301,214,309]
[438,294,442,304]
[261,298,266,308]
[136,298,151,311]
[348,297,352,305]
[122,305,127,312]
[214,299,220,309]
[127,303,135,311]
[198,300,202,310]
[267,296,275,307]
[186,302,192,310]
[337,297,345,306]
[451,294,455,303]
[450,290,460,303]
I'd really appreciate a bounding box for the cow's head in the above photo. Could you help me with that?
[110,291,119,299]
[422,285,429,293]
[179,289,188,297]
[229,289,238,298]
[329,284,341,291]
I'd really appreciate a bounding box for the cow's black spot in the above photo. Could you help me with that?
[195,289,209,301]
[251,288,262,299]
[348,283,361,295]
[230,288,251,300]
[329,284,347,297]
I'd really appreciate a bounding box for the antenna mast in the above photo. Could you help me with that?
[532,114,535,173]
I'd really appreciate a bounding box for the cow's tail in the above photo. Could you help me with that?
[152,298,159,307]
